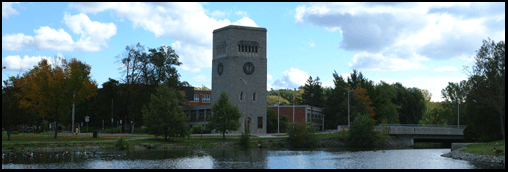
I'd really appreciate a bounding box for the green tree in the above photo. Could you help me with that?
[302,76,324,108]
[267,95,290,105]
[372,81,399,124]
[392,83,426,124]
[2,75,35,140]
[208,91,242,140]
[419,102,450,125]
[267,107,290,133]
[465,38,505,139]
[347,113,378,149]
[142,84,188,140]
[322,71,349,129]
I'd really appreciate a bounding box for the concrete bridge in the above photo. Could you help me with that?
[338,124,467,147]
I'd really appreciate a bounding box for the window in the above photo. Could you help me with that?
[202,95,211,103]
[194,94,199,102]
[240,92,244,101]
[258,117,263,129]
[252,92,256,101]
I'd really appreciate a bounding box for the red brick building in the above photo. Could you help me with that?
[268,105,323,131]
[179,90,212,107]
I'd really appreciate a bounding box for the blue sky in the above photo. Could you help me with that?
[2,2,505,102]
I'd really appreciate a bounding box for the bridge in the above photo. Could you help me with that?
[338,124,467,147]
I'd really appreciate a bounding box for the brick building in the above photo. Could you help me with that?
[267,105,323,131]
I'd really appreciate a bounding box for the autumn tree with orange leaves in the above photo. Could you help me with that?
[15,57,97,139]
[346,86,376,122]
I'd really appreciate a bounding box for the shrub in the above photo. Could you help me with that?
[114,137,129,149]
[287,122,319,148]
[239,128,251,149]
[190,124,205,134]
[347,113,379,149]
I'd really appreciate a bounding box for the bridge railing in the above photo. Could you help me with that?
[337,124,467,131]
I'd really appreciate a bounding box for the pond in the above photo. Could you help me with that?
[2,148,503,169]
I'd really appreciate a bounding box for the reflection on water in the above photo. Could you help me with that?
[2,148,502,169]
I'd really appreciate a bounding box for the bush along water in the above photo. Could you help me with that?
[114,137,129,150]
[287,122,320,148]
[239,128,251,149]
[347,113,379,149]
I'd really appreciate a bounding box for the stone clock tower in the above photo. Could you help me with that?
[211,25,267,134]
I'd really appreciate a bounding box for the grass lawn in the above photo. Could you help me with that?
[461,139,505,156]
[2,132,347,150]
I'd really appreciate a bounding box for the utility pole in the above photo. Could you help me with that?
[72,92,75,134]
[111,99,113,134]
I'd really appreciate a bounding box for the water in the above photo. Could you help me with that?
[2,148,502,169]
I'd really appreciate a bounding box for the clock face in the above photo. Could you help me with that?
[243,62,255,75]
[218,63,224,75]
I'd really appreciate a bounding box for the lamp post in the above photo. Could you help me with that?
[457,93,464,129]
[347,83,360,128]
[240,78,248,134]
[85,116,89,133]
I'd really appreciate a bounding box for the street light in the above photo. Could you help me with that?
[347,83,361,128]
[457,93,465,129]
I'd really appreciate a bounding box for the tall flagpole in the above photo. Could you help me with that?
[293,88,295,125]
[277,90,280,133]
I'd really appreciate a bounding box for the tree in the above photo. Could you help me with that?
[2,75,35,140]
[322,71,349,129]
[15,58,97,139]
[419,102,450,125]
[465,38,505,139]
[440,81,469,126]
[301,76,324,107]
[267,95,290,105]
[267,107,289,133]
[142,84,188,140]
[372,81,399,124]
[347,113,378,149]
[208,91,242,139]
[392,83,426,124]
[348,86,376,122]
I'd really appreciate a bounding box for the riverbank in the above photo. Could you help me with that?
[441,140,505,168]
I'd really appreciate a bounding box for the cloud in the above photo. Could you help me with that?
[2,12,116,52]
[235,10,248,17]
[2,2,20,18]
[309,39,315,47]
[349,52,427,71]
[2,54,65,71]
[267,74,273,81]
[193,75,210,82]
[434,66,457,72]
[270,68,309,89]
[69,2,259,73]
[294,2,505,71]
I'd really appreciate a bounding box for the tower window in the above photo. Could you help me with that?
[253,92,256,101]
[258,117,263,129]
[240,92,244,101]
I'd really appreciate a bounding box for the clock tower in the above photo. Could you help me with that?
[211,25,267,134]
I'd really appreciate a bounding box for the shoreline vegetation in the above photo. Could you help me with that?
[3,132,504,166]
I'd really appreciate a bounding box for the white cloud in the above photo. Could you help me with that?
[434,66,457,72]
[349,52,427,71]
[309,39,316,47]
[270,68,309,89]
[193,75,210,82]
[267,74,273,81]
[69,2,259,73]
[2,54,65,71]
[235,10,248,17]
[2,13,116,52]
[2,33,34,51]
[2,2,20,18]
[294,2,505,71]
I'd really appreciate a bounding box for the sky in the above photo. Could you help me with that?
[2,2,505,102]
